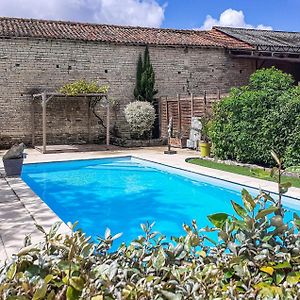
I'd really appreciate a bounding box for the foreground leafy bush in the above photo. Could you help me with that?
[1,190,300,299]
[209,67,300,167]
[125,101,156,139]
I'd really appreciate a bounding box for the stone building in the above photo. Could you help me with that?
[0,17,299,148]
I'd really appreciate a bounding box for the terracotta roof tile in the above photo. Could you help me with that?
[0,17,253,50]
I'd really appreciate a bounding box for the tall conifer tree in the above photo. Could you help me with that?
[134,46,157,102]
[134,53,143,100]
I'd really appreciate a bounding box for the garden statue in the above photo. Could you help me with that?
[167,117,173,137]
[164,117,177,154]
[187,117,202,149]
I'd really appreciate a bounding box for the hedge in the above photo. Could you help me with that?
[209,68,300,167]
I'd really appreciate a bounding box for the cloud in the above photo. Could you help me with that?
[0,0,166,27]
[200,9,272,30]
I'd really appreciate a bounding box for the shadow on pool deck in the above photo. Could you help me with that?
[0,174,70,263]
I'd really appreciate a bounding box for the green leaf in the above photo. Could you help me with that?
[33,281,47,300]
[44,274,53,284]
[251,168,271,179]
[241,189,255,211]
[286,272,300,285]
[275,271,285,285]
[111,232,122,241]
[105,228,111,239]
[146,275,155,282]
[17,245,39,256]
[6,263,17,280]
[49,221,62,238]
[35,224,46,234]
[140,223,147,232]
[231,200,248,218]
[207,213,229,229]
[70,277,85,291]
[256,207,278,220]
[66,286,81,300]
[153,249,165,269]
[224,270,234,279]
[294,213,300,228]
[47,290,56,300]
[262,235,272,242]
[273,261,291,269]
[279,182,292,194]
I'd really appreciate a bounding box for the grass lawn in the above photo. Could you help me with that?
[187,158,300,188]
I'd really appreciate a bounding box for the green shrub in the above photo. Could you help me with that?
[209,67,300,167]
[1,191,300,299]
[249,67,294,91]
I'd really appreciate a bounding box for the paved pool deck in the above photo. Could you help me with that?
[1,146,300,263]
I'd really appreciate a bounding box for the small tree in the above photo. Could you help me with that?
[134,46,157,103]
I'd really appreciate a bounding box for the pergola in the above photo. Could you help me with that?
[32,92,110,154]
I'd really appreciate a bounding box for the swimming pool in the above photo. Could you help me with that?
[22,156,300,243]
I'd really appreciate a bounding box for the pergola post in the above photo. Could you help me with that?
[106,103,110,146]
[177,94,181,133]
[87,96,91,143]
[42,92,47,154]
[31,98,35,147]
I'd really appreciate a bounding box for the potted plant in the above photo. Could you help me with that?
[2,143,26,176]
[199,117,211,157]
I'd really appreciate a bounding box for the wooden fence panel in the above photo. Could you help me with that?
[160,92,227,138]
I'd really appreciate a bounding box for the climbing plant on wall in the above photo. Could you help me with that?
[134,46,158,103]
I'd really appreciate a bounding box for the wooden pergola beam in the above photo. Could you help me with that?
[33,92,107,98]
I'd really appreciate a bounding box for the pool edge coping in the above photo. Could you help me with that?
[130,155,300,203]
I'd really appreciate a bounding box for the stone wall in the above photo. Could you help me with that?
[0,38,256,148]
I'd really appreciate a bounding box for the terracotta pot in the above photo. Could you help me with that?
[169,137,187,148]
[3,157,24,176]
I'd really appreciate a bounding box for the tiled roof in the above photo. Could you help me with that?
[215,27,300,53]
[0,17,253,50]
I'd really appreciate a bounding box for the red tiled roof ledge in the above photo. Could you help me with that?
[0,16,253,50]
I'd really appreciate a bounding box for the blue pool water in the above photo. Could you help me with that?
[22,156,300,244]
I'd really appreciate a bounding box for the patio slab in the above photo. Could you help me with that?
[0,146,299,263]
